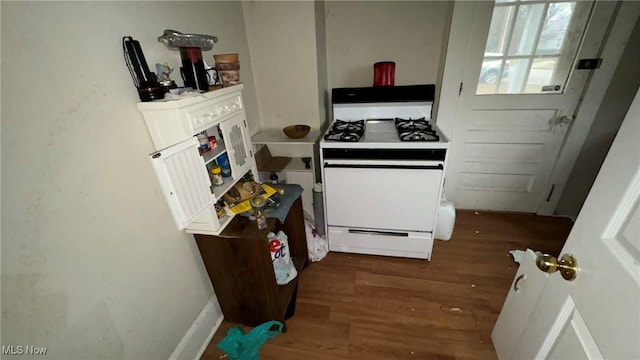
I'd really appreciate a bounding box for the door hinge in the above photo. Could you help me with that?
[152,153,161,159]
[458,82,463,96]
[250,150,253,157]
[243,119,247,128]
[545,184,556,202]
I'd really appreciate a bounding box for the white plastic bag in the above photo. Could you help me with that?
[267,231,297,285]
[305,219,328,262]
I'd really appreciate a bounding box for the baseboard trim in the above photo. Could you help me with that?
[168,296,224,360]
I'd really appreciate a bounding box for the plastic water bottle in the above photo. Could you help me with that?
[273,257,289,283]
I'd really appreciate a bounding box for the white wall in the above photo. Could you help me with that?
[315,0,330,129]
[1,2,256,358]
[242,1,323,131]
[240,1,451,132]
[325,1,452,90]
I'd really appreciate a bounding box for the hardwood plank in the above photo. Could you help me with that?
[329,297,483,344]
[347,323,497,360]
[259,345,347,360]
[200,210,572,360]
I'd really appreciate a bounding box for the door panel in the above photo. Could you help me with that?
[494,89,640,360]
[455,107,564,212]
[617,204,640,262]
[469,109,557,130]
[546,304,602,359]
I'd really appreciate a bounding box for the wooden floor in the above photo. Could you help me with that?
[201,210,573,360]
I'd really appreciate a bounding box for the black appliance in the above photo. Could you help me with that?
[122,36,164,102]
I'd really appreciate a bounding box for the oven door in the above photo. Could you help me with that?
[323,159,443,232]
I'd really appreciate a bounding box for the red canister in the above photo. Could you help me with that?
[373,61,395,86]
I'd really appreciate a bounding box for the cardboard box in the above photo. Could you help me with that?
[255,145,291,172]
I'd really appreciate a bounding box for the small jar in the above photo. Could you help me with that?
[208,136,217,149]
[269,172,279,185]
[250,196,268,230]
[197,131,210,153]
[256,209,267,230]
[210,166,224,186]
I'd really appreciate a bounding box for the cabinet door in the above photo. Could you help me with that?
[150,137,213,230]
[219,114,253,180]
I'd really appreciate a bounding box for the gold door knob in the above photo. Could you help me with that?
[536,253,578,281]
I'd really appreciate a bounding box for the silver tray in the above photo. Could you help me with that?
[157,29,218,50]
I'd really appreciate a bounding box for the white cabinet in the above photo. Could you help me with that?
[138,85,258,235]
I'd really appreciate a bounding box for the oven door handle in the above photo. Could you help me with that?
[324,163,443,170]
[348,229,409,237]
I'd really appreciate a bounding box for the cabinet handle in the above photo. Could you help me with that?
[348,229,408,237]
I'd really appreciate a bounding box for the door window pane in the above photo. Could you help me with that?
[485,6,514,54]
[476,0,594,95]
[526,57,557,92]
[536,3,575,55]
[508,4,546,56]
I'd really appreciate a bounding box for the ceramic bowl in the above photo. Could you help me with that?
[283,125,311,139]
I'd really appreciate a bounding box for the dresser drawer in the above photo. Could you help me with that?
[137,85,246,151]
[185,93,243,132]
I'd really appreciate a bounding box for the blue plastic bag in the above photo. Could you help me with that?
[217,321,283,360]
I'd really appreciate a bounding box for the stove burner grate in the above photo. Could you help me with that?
[324,119,365,142]
[395,117,439,142]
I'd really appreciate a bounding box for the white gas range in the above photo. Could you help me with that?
[320,84,449,260]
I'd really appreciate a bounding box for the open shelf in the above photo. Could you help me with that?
[277,256,306,318]
[211,174,241,200]
[202,138,227,166]
[252,129,321,145]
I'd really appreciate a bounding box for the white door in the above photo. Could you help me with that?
[493,89,640,359]
[437,0,636,213]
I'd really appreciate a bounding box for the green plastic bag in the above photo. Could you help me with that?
[217,321,283,360]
